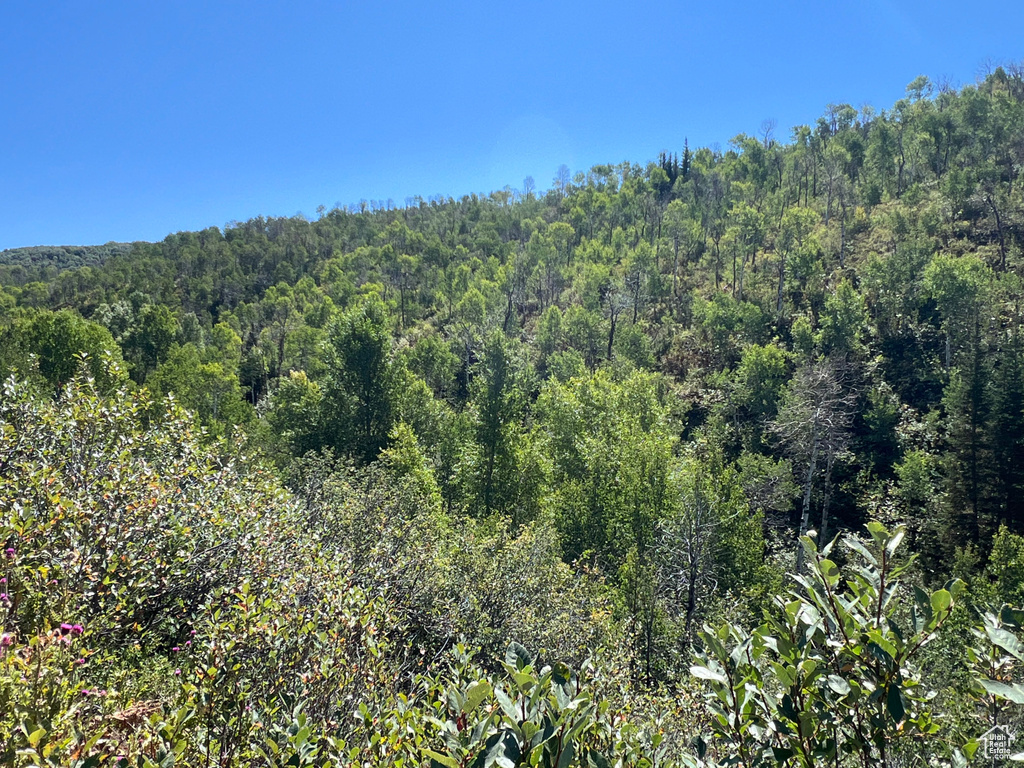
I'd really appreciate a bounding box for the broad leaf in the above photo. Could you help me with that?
[886,683,905,724]
[981,680,1024,705]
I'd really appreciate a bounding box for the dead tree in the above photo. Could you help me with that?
[770,357,856,573]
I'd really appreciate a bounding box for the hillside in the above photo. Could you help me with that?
[2,70,1024,766]
[0,242,137,280]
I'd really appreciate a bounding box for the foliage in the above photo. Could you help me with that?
[4,67,1024,765]
[692,523,964,767]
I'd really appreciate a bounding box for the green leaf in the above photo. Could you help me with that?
[886,683,905,724]
[780,694,798,721]
[484,730,521,768]
[987,626,1024,660]
[530,724,556,751]
[826,675,851,696]
[464,681,493,713]
[26,728,46,748]
[557,741,576,768]
[1000,606,1024,629]
[818,558,841,585]
[771,747,796,763]
[505,642,532,670]
[946,578,966,601]
[550,661,571,686]
[690,665,727,683]
[913,586,932,617]
[930,589,951,616]
[512,671,535,690]
[885,526,906,557]
[770,661,796,688]
[494,687,519,720]
[844,537,878,567]
[866,521,889,544]
[422,749,461,768]
[981,680,1024,704]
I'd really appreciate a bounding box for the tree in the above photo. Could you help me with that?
[992,335,1024,533]
[562,305,604,372]
[924,253,991,370]
[818,279,868,356]
[942,352,997,547]
[19,309,127,393]
[323,296,399,462]
[536,305,563,363]
[123,303,178,382]
[403,332,459,400]
[657,453,763,645]
[775,207,819,321]
[148,343,251,433]
[731,202,765,301]
[731,342,790,448]
[537,370,676,566]
[553,164,571,198]
[267,370,327,458]
[771,357,857,571]
[467,331,533,519]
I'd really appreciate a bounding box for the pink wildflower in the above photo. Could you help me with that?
[1,634,12,647]
[3,548,14,559]
[71,624,83,636]
[174,669,181,676]
[172,646,180,652]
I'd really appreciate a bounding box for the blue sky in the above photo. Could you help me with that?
[2,1,1023,250]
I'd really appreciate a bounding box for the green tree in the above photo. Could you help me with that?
[731,342,790,448]
[818,279,868,357]
[18,309,127,392]
[123,303,179,382]
[924,254,990,370]
[148,343,252,433]
[538,370,675,565]
[323,296,400,462]
[775,207,819,321]
[465,331,542,522]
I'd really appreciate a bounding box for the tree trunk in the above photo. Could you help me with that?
[503,292,513,332]
[988,194,1008,271]
[820,450,836,543]
[839,206,847,268]
[795,432,819,574]
[777,252,787,320]
[684,556,699,640]
[672,239,679,297]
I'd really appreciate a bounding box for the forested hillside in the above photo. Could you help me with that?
[3,70,1024,766]
[0,243,136,280]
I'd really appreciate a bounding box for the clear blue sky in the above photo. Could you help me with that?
[2,1,1023,250]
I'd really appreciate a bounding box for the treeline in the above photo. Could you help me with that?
[0,242,135,281]
[3,68,1024,683]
